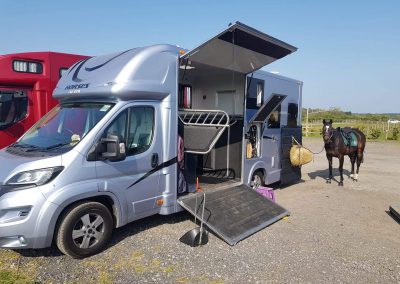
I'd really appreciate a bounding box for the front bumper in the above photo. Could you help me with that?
[0,185,57,249]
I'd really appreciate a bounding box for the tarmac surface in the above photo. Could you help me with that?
[1,138,399,283]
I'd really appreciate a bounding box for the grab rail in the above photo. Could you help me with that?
[178,109,230,127]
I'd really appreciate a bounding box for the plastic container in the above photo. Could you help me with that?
[255,187,275,202]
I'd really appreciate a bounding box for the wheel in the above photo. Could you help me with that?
[56,202,113,259]
[251,171,264,189]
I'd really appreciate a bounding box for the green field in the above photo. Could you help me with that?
[301,108,400,141]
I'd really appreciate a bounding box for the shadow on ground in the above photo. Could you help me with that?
[308,168,351,183]
[108,211,192,249]
[14,211,192,258]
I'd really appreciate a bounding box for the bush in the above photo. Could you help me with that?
[392,127,399,140]
[368,129,381,140]
[355,125,366,134]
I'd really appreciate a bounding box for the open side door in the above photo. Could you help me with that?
[178,185,289,246]
[181,21,297,74]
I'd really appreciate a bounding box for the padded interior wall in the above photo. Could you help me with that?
[179,63,245,116]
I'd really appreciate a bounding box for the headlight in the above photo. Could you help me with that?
[6,167,64,186]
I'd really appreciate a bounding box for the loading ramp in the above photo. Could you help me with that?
[178,185,289,245]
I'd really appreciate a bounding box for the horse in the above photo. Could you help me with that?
[322,119,366,186]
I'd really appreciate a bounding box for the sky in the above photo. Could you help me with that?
[1,0,399,113]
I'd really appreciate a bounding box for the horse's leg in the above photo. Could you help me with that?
[355,149,363,182]
[338,155,344,186]
[349,154,356,180]
[326,154,333,184]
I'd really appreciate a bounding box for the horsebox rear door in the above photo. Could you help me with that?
[180,21,297,74]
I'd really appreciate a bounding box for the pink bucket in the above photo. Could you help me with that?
[255,187,275,202]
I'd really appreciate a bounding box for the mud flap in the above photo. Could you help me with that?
[178,185,289,245]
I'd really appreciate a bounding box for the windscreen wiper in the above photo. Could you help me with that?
[9,143,42,151]
[10,142,30,148]
[41,142,72,151]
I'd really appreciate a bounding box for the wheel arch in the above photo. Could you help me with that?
[39,193,123,248]
[247,161,267,185]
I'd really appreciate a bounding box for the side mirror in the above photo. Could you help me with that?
[100,134,126,162]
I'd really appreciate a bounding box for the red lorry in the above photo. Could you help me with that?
[0,52,89,149]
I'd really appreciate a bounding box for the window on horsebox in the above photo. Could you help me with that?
[246,77,264,110]
[0,91,28,129]
[287,103,298,127]
[59,68,69,78]
[267,105,281,129]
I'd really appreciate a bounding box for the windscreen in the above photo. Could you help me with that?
[0,90,28,129]
[11,102,113,153]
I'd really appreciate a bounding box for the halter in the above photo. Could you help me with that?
[323,125,334,144]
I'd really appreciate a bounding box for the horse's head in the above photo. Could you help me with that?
[322,119,333,144]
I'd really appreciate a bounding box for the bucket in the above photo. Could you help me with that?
[255,187,275,202]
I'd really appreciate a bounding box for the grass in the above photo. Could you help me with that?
[0,270,34,284]
[0,250,38,284]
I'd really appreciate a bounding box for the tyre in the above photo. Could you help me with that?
[56,202,113,258]
[251,171,264,189]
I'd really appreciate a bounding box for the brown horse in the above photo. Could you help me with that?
[322,119,366,186]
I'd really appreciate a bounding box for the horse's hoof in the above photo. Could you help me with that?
[338,182,343,186]
[326,179,331,184]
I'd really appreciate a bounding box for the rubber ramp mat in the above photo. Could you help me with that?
[178,185,289,245]
[389,205,400,222]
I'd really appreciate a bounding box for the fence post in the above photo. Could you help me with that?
[306,108,309,137]
[386,121,389,140]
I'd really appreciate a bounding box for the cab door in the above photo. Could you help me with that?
[95,102,163,222]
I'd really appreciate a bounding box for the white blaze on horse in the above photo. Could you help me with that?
[322,119,366,186]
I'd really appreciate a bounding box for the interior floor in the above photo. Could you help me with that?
[199,178,241,192]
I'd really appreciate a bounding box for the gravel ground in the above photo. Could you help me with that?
[1,138,399,283]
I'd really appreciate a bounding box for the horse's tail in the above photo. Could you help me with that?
[355,149,364,164]
[353,128,366,164]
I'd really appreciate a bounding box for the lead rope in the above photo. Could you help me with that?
[292,136,325,155]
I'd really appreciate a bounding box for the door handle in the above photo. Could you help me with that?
[151,153,159,168]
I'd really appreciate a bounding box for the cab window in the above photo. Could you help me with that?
[104,106,154,156]
[104,110,128,142]
[127,107,154,155]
